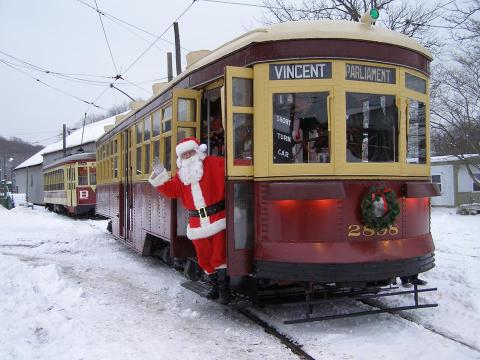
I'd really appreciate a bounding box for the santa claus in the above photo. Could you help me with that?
[148,137,231,304]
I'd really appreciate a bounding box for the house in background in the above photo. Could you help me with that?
[431,155,480,207]
[14,114,123,205]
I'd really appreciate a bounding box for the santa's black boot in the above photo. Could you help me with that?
[411,275,427,286]
[206,272,219,299]
[217,269,232,305]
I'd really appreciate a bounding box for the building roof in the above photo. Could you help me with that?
[431,154,479,163]
[15,113,123,170]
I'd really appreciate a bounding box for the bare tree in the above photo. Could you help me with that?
[431,0,480,186]
[73,101,130,128]
[262,0,446,50]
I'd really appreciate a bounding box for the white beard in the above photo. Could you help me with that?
[178,154,204,185]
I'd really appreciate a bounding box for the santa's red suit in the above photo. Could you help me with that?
[148,138,226,274]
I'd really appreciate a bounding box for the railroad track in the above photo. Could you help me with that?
[237,307,316,360]
[358,298,480,354]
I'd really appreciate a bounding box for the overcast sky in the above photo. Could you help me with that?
[0,0,450,147]
[0,0,270,146]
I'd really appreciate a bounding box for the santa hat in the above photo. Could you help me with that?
[176,137,207,157]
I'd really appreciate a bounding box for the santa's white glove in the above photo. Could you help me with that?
[152,157,164,176]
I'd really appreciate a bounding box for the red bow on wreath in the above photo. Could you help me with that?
[371,187,393,212]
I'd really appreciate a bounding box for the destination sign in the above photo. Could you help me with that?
[346,64,396,84]
[273,114,294,163]
[270,63,332,80]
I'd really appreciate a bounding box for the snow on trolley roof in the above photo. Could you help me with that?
[15,113,124,170]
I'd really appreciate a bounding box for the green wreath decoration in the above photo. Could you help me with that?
[361,186,400,231]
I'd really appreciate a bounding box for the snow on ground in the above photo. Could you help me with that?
[0,204,296,360]
[0,202,479,359]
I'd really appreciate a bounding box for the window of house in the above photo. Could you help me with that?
[432,174,442,193]
[346,93,398,163]
[473,174,480,191]
[273,92,330,164]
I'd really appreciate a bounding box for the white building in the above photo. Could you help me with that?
[431,155,480,207]
[14,115,122,205]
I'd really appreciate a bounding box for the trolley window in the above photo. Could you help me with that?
[346,93,398,163]
[162,106,172,132]
[273,92,330,164]
[405,73,427,94]
[233,78,253,107]
[152,111,161,137]
[407,100,426,164]
[234,114,253,165]
[136,147,142,175]
[177,99,196,122]
[89,166,96,185]
[144,143,150,174]
[144,117,151,141]
[78,167,88,186]
[164,137,172,171]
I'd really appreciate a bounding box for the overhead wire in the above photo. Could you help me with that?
[94,0,119,75]
[90,0,198,107]
[0,49,113,79]
[0,50,168,88]
[0,59,106,110]
[74,0,191,52]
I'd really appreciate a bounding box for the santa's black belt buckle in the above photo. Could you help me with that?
[199,207,207,219]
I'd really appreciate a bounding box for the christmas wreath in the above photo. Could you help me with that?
[361,186,400,231]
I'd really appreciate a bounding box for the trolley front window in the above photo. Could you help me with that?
[407,100,426,164]
[78,167,88,186]
[346,93,398,163]
[273,92,330,164]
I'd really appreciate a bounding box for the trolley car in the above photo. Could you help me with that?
[96,14,440,320]
[43,152,97,216]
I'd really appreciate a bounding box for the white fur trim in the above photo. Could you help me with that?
[176,140,198,156]
[148,169,170,187]
[190,182,206,209]
[199,143,207,153]
[187,218,226,240]
[214,264,227,269]
[190,182,210,227]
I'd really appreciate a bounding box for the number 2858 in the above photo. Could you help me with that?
[347,224,399,237]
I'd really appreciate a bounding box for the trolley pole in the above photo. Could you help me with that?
[173,22,182,76]
[167,52,173,82]
[62,124,67,158]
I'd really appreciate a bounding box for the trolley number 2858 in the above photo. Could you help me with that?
[347,224,399,237]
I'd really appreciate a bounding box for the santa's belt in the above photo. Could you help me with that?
[189,201,225,219]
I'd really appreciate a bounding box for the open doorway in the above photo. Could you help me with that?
[201,87,224,156]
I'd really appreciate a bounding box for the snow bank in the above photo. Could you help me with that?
[0,254,84,359]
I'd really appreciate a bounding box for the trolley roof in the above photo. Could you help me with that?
[186,20,432,74]
[43,152,96,171]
